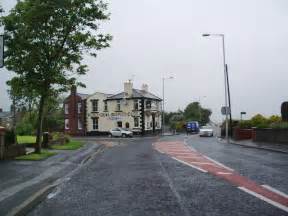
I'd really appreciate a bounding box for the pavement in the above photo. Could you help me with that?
[26,135,288,216]
[0,142,103,216]
[218,138,288,154]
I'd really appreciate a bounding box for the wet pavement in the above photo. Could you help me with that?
[27,135,288,216]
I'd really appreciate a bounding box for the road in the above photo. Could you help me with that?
[28,135,288,216]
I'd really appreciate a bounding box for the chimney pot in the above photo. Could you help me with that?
[124,80,133,97]
[142,84,148,92]
[71,85,77,96]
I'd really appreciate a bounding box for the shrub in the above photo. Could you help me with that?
[270,122,288,129]
[16,122,34,136]
[238,120,252,129]
[5,130,16,146]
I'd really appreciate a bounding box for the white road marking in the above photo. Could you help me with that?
[156,149,165,154]
[172,157,207,173]
[262,185,288,199]
[238,187,288,213]
[188,162,214,165]
[217,172,233,175]
[202,155,234,172]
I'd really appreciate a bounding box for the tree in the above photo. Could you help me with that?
[184,102,212,125]
[2,0,112,153]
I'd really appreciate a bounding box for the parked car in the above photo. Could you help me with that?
[186,121,200,134]
[109,128,133,137]
[199,126,214,137]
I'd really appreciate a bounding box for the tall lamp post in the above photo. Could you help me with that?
[162,76,174,135]
[202,33,232,143]
[197,96,207,124]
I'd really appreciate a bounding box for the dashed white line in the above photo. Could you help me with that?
[238,187,288,213]
[262,185,288,199]
[172,157,207,173]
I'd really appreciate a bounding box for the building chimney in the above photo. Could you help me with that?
[71,85,77,96]
[141,84,148,93]
[124,80,133,97]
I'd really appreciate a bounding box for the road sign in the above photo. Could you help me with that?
[221,106,231,115]
[0,35,3,68]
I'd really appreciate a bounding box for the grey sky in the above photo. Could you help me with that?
[1,0,288,122]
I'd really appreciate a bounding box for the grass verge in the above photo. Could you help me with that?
[15,150,56,161]
[51,140,84,150]
[17,136,36,144]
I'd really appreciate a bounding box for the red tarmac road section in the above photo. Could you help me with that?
[153,141,288,213]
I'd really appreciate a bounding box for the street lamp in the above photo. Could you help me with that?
[162,76,174,135]
[202,33,232,143]
[197,96,207,125]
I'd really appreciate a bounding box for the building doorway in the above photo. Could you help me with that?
[152,114,156,133]
[117,121,122,128]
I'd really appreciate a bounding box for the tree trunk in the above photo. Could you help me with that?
[35,95,46,153]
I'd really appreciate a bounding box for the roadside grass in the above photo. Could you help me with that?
[15,150,56,161]
[17,135,36,144]
[51,140,84,150]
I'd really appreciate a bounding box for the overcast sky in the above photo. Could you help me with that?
[1,0,288,122]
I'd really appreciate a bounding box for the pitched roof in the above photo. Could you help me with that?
[107,89,161,101]
[77,93,89,99]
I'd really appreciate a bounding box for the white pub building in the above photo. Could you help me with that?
[64,81,162,136]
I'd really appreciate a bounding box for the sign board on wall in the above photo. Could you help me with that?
[0,35,3,68]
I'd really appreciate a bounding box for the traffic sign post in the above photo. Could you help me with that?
[221,106,231,115]
[0,35,3,68]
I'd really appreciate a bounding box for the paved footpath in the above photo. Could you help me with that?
[154,140,288,213]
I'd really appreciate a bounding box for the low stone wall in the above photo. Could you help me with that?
[253,128,288,144]
[3,144,26,159]
[233,128,253,140]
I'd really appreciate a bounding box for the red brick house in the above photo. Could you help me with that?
[64,86,88,136]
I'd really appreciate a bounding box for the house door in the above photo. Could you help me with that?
[152,114,156,133]
[117,121,122,128]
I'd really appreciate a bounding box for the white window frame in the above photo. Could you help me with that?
[78,118,82,130]
[64,104,69,114]
[92,100,98,112]
[92,118,98,130]
[134,117,139,127]
[77,102,82,114]
[134,100,139,110]
[117,100,121,111]
[104,100,108,112]
[65,119,69,129]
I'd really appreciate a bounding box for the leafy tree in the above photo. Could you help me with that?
[2,0,112,153]
[184,102,212,125]
[250,114,269,128]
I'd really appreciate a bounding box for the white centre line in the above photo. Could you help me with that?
[238,187,288,213]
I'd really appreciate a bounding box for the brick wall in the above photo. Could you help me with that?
[64,87,86,136]
[233,128,253,140]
